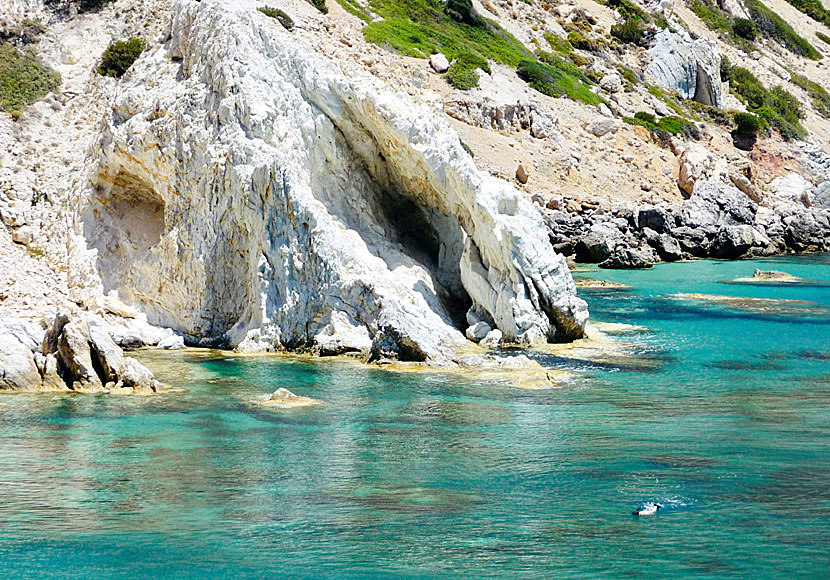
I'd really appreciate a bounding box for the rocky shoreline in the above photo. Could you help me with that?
[0,312,174,393]
[538,159,830,269]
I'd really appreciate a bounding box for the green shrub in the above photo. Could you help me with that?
[745,0,822,59]
[792,74,830,118]
[732,18,756,40]
[618,65,638,84]
[567,31,603,51]
[537,50,584,78]
[97,37,146,78]
[604,0,648,21]
[44,0,113,12]
[733,112,763,135]
[625,113,699,139]
[0,19,46,45]
[818,31,830,45]
[688,0,732,35]
[307,0,328,14]
[611,18,643,44]
[258,6,294,30]
[647,84,685,115]
[720,54,731,81]
[0,42,61,115]
[445,0,483,26]
[446,52,490,89]
[516,59,606,105]
[543,32,574,55]
[362,4,531,68]
[634,111,656,124]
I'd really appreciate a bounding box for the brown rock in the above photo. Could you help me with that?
[516,163,529,184]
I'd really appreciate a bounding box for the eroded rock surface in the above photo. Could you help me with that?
[647,30,722,109]
[0,313,164,393]
[80,0,587,365]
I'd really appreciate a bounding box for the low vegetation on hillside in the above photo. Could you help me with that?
[0,43,61,117]
[517,58,605,105]
[690,0,820,59]
[721,59,807,140]
[361,0,531,90]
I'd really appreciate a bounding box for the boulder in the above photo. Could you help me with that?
[119,357,164,393]
[530,111,558,139]
[12,226,33,246]
[651,233,683,261]
[49,316,104,391]
[814,181,830,209]
[33,352,66,391]
[429,53,450,73]
[647,29,722,108]
[0,334,42,391]
[730,172,760,203]
[670,225,713,257]
[575,232,620,263]
[465,321,492,342]
[599,245,655,269]
[784,210,830,251]
[516,163,529,184]
[711,225,756,258]
[599,73,622,93]
[769,173,813,205]
[678,144,726,196]
[586,117,620,137]
[89,325,127,386]
[157,335,186,349]
[480,329,503,348]
[638,206,673,233]
[259,387,321,408]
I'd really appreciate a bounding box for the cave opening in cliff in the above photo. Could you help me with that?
[83,170,167,302]
[376,186,472,329]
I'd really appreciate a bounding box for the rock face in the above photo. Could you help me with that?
[0,314,164,392]
[647,30,722,108]
[82,0,587,365]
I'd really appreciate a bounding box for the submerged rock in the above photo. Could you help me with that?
[258,387,321,408]
[730,269,811,285]
[80,0,587,366]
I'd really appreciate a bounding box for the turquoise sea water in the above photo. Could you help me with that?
[1,255,829,579]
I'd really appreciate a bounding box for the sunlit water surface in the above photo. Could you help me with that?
[1,255,829,578]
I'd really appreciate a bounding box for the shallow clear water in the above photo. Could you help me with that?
[1,255,829,579]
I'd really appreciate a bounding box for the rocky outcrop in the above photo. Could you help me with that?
[0,314,164,392]
[444,98,562,141]
[647,30,722,108]
[80,0,586,365]
[541,173,830,266]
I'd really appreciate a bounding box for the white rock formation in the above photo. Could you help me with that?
[647,30,722,109]
[79,0,587,365]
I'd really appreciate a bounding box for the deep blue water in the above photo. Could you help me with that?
[1,255,829,578]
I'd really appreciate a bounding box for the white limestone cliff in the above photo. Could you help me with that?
[79,0,587,365]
